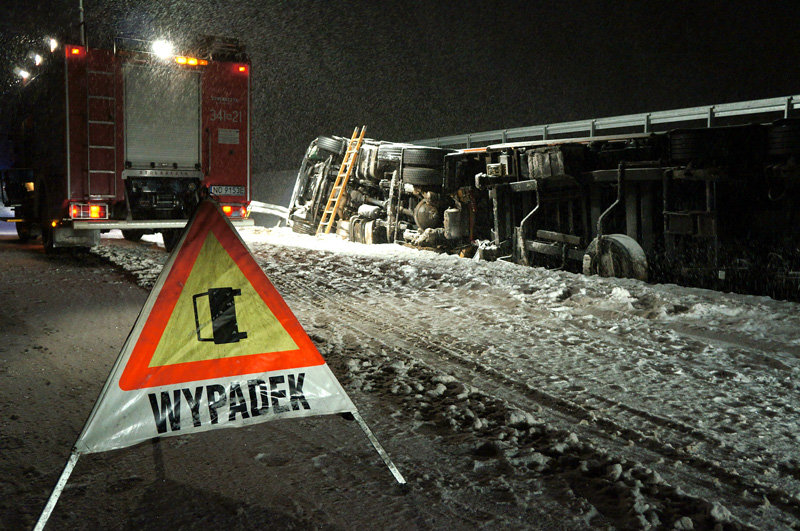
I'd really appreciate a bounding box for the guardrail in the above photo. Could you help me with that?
[411,95,800,148]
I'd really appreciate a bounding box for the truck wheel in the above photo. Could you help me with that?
[402,167,443,187]
[669,129,713,164]
[41,224,58,255]
[583,234,648,281]
[316,136,346,156]
[122,229,144,242]
[768,119,800,157]
[161,229,182,252]
[401,147,448,167]
[16,222,33,242]
[290,220,316,235]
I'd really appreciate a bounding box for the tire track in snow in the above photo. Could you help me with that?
[251,248,798,528]
[92,237,800,528]
[264,246,800,506]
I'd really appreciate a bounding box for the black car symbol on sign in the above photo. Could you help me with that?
[192,287,248,344]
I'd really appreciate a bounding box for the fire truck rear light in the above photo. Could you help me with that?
[69,47,82,56]
[69,202,108,220]
[237,65,247,73]
[51,220,58,228]
[199,59,208,66]
[219,204,246,218]
[175,56,187,64]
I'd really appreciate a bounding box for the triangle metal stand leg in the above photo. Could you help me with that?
[34,450,81,531]
[352,410,406,485]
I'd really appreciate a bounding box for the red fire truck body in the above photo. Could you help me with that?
[4,37,253,251]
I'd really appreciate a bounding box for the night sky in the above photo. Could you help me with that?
[2,0,800,172]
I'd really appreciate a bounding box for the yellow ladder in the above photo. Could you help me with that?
[316,126,366,235]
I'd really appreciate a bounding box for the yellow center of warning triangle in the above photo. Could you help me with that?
[148,232,298,367]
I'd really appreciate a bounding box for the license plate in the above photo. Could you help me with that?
[210,185,245,197]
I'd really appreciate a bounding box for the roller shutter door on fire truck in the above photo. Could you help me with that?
[124,64,201,169]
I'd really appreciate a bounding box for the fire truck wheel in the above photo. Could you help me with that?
[16,222,33,242]
[583,234,648,281]
[122,230,144,242]
[41,224,58,255]
[161,229,182,252]
[402,167,443,187]
[316,136,346,156]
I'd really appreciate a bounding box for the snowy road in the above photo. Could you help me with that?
[91,228,800,529]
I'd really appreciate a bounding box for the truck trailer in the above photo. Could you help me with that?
[1,36,253,252]
[288,95,800,299]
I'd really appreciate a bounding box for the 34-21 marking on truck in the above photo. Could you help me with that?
[210,108,242,123]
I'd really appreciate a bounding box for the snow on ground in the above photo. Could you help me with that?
[92,227,800,529]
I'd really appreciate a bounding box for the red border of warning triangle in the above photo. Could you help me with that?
[119,201,324,390]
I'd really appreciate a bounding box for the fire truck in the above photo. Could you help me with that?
[1,36,253,252]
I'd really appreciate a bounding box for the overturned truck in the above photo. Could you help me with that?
[287,96,800,298]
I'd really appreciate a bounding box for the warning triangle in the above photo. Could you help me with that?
[75,200,356,454]
[119,201,325,390]
[148,231,298,367]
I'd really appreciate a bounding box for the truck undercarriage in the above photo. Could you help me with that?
[288,113,800,299]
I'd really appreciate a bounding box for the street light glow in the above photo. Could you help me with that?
[17,69,31,80]
[151,39,173,59]
[34,54,43,66]
[48,38,58,52]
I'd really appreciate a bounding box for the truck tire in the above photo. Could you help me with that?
[317,136,346,156]
[669,129,714,164]
[670,126,762,165]
[402,167,443,187]
[768,119,800,157]
[16,222,33,242]
[161,229,182,253]
[122,229,144,242]
[37,186,57,254]
[41,224,58,255]
[582,234,648,281]
[401,147,448,167]
[291,219,316,235]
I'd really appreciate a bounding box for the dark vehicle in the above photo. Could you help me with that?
[287,135,455,246]
[288,95,800,298]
